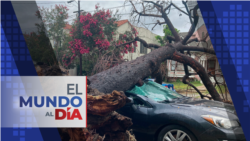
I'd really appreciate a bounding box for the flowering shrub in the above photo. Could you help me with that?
[116,30,138,55]
[64,4,138,74]
[65,5,117,67]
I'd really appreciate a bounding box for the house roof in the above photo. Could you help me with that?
[179,32,188,38]
[64,24,72,30]
[115,19,132,27]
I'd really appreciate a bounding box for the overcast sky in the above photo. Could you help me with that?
[36,0,193,36]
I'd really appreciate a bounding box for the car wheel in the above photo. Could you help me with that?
[158,125,197,141]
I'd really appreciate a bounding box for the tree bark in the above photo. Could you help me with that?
[89,46,175,93]
[79,54,82,76]
[59,87,134,141]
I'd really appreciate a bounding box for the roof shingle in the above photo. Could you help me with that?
[64,24,72,30]
[115,19,129,27]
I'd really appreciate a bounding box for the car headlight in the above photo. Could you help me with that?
[201,115,240,129]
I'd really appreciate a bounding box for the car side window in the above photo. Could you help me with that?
[133,97,145,106]
[129,95,151,108]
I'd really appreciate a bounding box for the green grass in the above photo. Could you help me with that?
[166,81,231,101]
[166,80,203,91]
[166,81,229,95]
[215,85,227,94]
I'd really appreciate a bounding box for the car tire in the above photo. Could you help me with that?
[157,125,197,141]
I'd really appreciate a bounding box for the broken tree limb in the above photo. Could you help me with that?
[135,36,161,48]
[182,74,212,100]
[152,68,163,84]
[186,38,198,44]
[60,87,134,141]
[87,90,128,116]
[166,35,175,42]
[171,51,222,101]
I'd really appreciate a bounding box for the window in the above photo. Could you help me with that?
[129,96,151,108]
[140,42,147,54]
[171,61,176,71]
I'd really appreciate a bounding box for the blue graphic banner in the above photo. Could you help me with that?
[1,1,61,141]
[198,1,250,140]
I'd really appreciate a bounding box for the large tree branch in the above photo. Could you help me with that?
[182,74,212,99]
[162,12,181,42]
[115,40,135,48]
[135,36,161,48]
[130,1,181,42]
[89,46,175,93]
[90,44,222,101]
[186,38,198,44]
[167,35,175,42]
[115,37,160,49]
[181,4,199,45]
[181,51,212,100]
[177,45,216,55]
[171,51,222,101]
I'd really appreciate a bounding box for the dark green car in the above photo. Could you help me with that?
[117,81,245,141]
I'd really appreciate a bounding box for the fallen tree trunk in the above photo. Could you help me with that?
[89,44,222,101]
[89,46,175,93]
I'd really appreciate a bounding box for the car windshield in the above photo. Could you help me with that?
[127,81,184,102]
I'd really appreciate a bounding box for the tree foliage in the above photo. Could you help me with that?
[23,10,57,66]
[155,25,180,46]
[38,4,69,57]
[64,4,138,75]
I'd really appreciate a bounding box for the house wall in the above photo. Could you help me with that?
[69,66,77,76]
[116,23,160,61]
[190,25,213,49]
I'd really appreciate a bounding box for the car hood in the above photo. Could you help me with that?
[174,97,236,114]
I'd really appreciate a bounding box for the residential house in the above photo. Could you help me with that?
[166,1,223,83]
[114,19,161,61]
